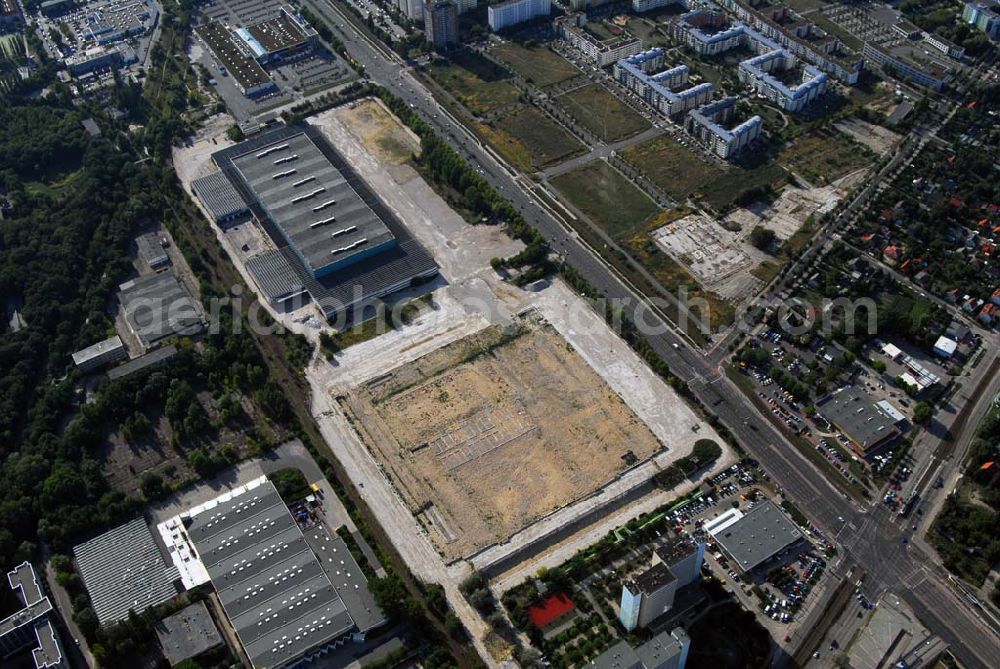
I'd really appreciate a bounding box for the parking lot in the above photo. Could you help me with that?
[31,0,160,72]
[661,462,835,645]
[192,0,355,121]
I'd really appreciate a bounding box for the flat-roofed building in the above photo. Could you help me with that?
[137,232,170,270]
[119,271,205,352]
[106,344,177,381]
[239,5,317,64]
[963,2,1000,39]
[396,0,424,21]
[816,385,903,456]
[155,601,223,667]
[738,49,827,112]
[192,171,249,224]
[686,96,762,159]
[1,562,67,669]
[555,13,642,67]
[424,0,459,50]
[614,50,715,117]
[715,0,864,84]
[619,536,705,631]
[590,628,691,669]
[40,0,73,17]
[861,41,953,91]
[632,0,686,13]
[230,131,396,279]
[196,22,276,97]
[72,334,127,372]
[209,124,437,321]
[488,0,550,32]
[706,500,803,573]
[163,476,385,669]
[74,519,180,627]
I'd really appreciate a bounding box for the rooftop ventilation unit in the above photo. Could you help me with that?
[312,199,336,212]
[331,238,367,255]
[290,187,326,204]
[292,176,315,188]
[310,216,336,228]
[273,154,298,165]
[256,144,289,158]
[272,169,297,179]
[330,225,357,237]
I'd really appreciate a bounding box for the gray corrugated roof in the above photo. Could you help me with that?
[303,529,386,634]
[212,124,438,319]
[712,501,802,572]
[106,345,178,380]
[192,171,248,222]
[229,131,395,278]
[119,272,205,350]
[186,481,356,669]
[74,519,180,626]
[246,248,305,301]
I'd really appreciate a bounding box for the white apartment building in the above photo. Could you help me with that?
[487,0,550,31]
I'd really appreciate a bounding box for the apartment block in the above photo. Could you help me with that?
[738,49,827,112]
[556,12,642,67]
[619,537,705,632]
[614,48,714,117]
[687,97,762,159]
[488,0,550,32]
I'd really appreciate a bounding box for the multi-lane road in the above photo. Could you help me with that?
[298,4,1000,665]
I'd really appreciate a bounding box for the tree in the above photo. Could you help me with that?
[749,226,777,252]
[140,472,164,499]
[913,402,932,424]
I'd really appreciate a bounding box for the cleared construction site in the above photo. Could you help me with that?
[337,311,665,561]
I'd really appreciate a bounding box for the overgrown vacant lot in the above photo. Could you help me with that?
[777,128,875,186]
[338,97,420,165]
[621,135,788,211]
[551,160,660,238]
[479,107,585,172]
[426,50,520,115]
[491,41,580,88]
[340,316,663,560]
[555,83,650,142]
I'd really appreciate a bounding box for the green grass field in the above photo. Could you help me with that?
[778,128,875,186]
[621,135,722,202]
[480,107,585,172]
[491,42,580,88]
[621,135,789,211]
[426,50,520,115]
[556,84,650,142]
[551,160,659,239]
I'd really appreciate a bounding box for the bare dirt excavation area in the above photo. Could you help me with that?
[340,312,664,561]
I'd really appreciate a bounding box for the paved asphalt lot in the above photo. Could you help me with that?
[291,5,1000,665]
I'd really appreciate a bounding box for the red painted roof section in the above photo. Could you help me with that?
[528,593,575,628]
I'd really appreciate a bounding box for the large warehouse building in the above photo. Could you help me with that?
[198,124,437,320]
[157,476,385,669]
[74,519,181,627]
